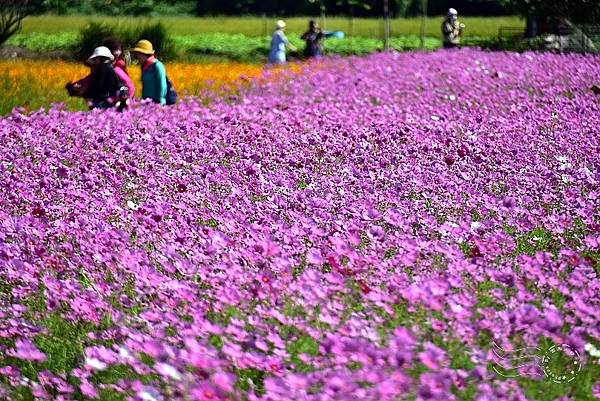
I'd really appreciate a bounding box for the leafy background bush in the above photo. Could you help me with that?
[4,16,541,63]
[174,34,442,62]
[8,29,534,63]
[10,31,443,63]
[38,0,196,16]
[74,21,177,61]
[5,32,78,52]
[74,22,115,61]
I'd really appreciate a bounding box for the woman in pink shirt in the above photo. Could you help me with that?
[102,38,135,103]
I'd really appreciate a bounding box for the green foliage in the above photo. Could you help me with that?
[0,0,38,46]
[288,334,319,356]
[173,33,267,61]
[75,21,113,61]
[74,20,176,62]
[475,280,505,310]
[35,313,114,373]
[208,334,224,349]
[235,367,266,395]
[335,0,373,12]
[513,338,600,401]
[206,304,239,325]
[0,289,119,401]
[20,15,525,39]
[461,35,549,52]
[582,251,600,276]
[38,0,196,16]
[194,0,512,17]
[383,247,397,259]
[498,0,600,23]
[135,21,177,59]
[174,33,442,61]
[287,333,319,372]
[325,35,442,54]
[196,217,219,227]
[28,0,519,18]
[514,227,556,255]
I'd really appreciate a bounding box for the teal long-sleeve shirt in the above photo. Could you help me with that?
[141,59,167,105]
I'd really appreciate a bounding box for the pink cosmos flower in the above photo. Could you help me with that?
[212,371,236,392]
[2,48,600,401]
[306,248,324,265]
[418,342,447,370]
[192,382,220,401]
[384,208,404,227]
[539,308,563,332]
[285,374,310,390]
[79,380,98,398]
[9,339,47,362]
[417,372,452,400]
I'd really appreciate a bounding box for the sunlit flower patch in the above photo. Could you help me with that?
[0,59,303,114]
[0,49,599,401]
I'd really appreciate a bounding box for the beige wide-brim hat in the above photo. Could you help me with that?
[88,46,114,62]
[131,39,155,55]
[276,20,286,29]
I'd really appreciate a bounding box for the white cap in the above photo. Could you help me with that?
[88,46,114,62]
[448,8,458,16]
[276,20,286,29]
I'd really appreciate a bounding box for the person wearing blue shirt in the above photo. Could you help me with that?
[268,20,297,64]
[131,39,168,105]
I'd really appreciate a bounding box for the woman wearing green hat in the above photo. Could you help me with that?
[131,39,169,105]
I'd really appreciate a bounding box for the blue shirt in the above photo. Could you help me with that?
[141,58,167,105]
[269,30,289,64]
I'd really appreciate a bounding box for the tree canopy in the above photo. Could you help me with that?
[8,0,600,23]
[499,0,600,24]
[0,0,36,46]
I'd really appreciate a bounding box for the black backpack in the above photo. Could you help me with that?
[166,77,177,105]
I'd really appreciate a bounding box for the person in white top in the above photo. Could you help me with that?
[268,20,297,64]
[442,8,465,48]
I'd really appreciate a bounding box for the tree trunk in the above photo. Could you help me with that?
[419,0,428,50]
[383,0,390,50]
[320,5,326,54]
[0,6,26,47]
[525,16,538,38]
[349,5,354,53]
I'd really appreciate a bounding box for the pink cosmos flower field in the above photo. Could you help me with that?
[1,49,599,401]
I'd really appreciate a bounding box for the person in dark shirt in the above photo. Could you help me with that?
[81,46,121,109]
[301,20,324,59]
[441,8,465,48]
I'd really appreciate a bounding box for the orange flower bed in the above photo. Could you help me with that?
[0,59,304,114]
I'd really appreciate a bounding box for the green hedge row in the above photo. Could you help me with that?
[174,34,444,60]
[4,23,176,60]
[75,21,176,61]
[5,32,78,52]
[8,31,530,62]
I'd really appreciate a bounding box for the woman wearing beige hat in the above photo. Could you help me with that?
[131,39,169,105]
[268,20,297,64]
